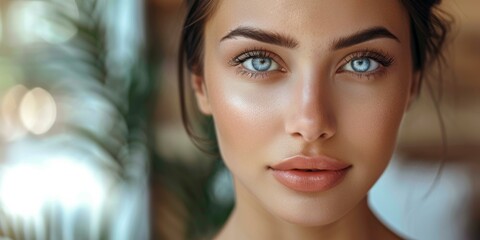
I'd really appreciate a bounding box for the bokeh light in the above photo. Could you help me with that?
[19,87,57,135]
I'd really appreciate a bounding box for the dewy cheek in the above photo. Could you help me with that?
[209,81,272,153]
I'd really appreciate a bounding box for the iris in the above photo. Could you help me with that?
[351,58,371,72]
[251,57,272,71]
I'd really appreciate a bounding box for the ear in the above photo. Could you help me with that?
[406,71,421,111]
[191,73,212,115]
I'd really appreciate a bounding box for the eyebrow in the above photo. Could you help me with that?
[220,26,299,48]
[332,27,400,50]
[220,26,399,50]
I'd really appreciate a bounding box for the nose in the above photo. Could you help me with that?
[284,73,336,143]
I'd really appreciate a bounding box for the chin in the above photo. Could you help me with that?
[267,197,353,227]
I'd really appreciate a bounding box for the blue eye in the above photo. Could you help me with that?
[343,57,380,73]
[243,57,280,72]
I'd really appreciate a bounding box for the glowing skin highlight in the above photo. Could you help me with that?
[192,0,419,239]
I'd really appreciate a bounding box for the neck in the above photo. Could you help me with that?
[215,180,394,240]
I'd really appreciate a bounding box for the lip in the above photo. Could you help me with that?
[269,155,352,192]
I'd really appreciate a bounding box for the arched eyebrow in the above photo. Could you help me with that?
[332,27,400,50]
[220,26,399,50]
[220,26,299,49]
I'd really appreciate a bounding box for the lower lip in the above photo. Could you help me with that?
[270,167,350,192]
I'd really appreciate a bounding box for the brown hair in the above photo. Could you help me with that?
[177,0,219,153]
[178,0,451,152]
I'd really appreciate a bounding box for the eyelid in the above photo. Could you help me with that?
[336,49,394,76]
[339,49,394,69]
[229,48,288,79]
[229,48,286,69]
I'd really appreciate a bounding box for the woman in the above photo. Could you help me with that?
[178,0,449,239]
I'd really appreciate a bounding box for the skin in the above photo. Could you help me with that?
[192,0,419,239]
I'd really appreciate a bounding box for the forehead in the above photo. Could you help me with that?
[205,0,410,46]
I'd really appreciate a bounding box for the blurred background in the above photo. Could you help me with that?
[0,0,478,239]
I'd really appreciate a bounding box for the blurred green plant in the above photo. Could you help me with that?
[0,0,151,239]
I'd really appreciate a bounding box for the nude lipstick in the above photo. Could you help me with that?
[269,155,351,192]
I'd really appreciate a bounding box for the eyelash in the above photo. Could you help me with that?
[338,49,395,78]
[229,48,395,80]
[228,48,284,79]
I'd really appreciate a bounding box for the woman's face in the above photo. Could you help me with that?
[194,0,416,226]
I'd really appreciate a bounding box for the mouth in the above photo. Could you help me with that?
[269,155,351,171]
[291,169,326,172]
[268,155,352,192]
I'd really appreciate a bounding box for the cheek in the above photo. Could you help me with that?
[343,95,405,148]
[205,68,284,170]
[336,77,410,174]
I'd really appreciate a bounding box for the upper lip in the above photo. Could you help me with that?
[270,155,351,171]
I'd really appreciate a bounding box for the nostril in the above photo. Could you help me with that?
[284,110,336,142]
[287,126,332,142]
[292,132,302,138]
